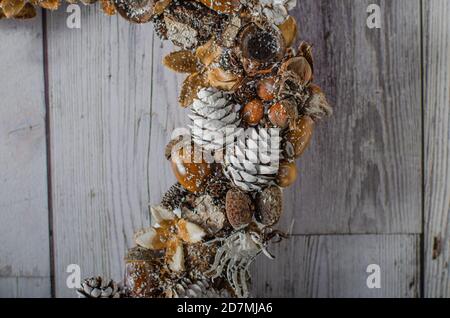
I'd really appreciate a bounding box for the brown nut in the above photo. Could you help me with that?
[257,77,277,101]
[113,0,156,24]
[241,99,264,126]
[255,186,283,226]
[268,102,289,128]
[226,188,254,229]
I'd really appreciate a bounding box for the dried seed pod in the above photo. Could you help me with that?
[257,77,277,101]
[171,145,212,193]
[113,0,156,24]
[280,56,313,86]
[241,99,264,126]
[276,161,297,188]
[278,16,297,47]
[207,67,242,91]
[304,84,332,120]
[255,185,283,226]
[163,50,199,73]
[225,188,254,229]
[284,116,314,159]
[239,23,285,74]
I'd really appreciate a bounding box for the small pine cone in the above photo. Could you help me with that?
[169,278,232,298]
[161,183,187,210]
[77,277,121,298]
[223,128,282,192]
[189,88,241,151]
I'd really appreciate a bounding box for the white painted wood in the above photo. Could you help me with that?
[253,235,420,297]
[46,6,154,297]
[281,0,423,234]
[0,13,51,297]
[423,0,450,298]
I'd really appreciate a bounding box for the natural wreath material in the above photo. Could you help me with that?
[1,0,332,298]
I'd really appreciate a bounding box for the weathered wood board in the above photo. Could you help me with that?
[46,7,155,297]
[423,0,450,298]
[0,0,448,298]
[252,235,420,298]
[0,13,51,297]
[280,0,422,234]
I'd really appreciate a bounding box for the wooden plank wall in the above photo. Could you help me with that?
[0,0,448,298]
[0,12,51,297]
[423,0,450,298]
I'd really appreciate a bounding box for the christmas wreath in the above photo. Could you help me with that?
[1,0,332,298]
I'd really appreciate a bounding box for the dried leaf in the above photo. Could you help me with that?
[179,72,207,107]
[207,67,242,91]
[154,0,171,15]
[13,2,36,19]
[278,16,297,47]
[1,0,26,18]
[195,39,222,66]
[30,0,60,10]
[101,0,116,15]
[163,50,199,73]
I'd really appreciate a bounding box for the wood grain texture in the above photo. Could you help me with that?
[252,235,420,297]
[423,0,450,298]
[280,0,422,234]
[148,40,190,205]
[0,13,51,297]
[46,6,154,297]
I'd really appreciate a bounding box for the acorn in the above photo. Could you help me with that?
[257,77,277,101]
[171,145,212,193]
[241,99,264,126]
[284,116,314,159]
[255,186,283,226]
[113,0,156,24]
[225,188,254,229]
[276,161,298,188]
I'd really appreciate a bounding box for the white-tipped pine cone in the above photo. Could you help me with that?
[189,88,240,151]
[76,277,121,298]
[169,278,232,298]
[223,128,282,192]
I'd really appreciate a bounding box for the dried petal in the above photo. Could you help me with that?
[166,239,185,272]
[278,16,297,47]
[179,72,207,107]
[1,0,26,18]
[177,219,206,243]
[195,39,222,66]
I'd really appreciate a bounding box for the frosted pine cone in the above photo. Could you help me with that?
[168,278,232,298]
[189,88,241,151]
[77,277,121,298]
[223,128,282,192]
